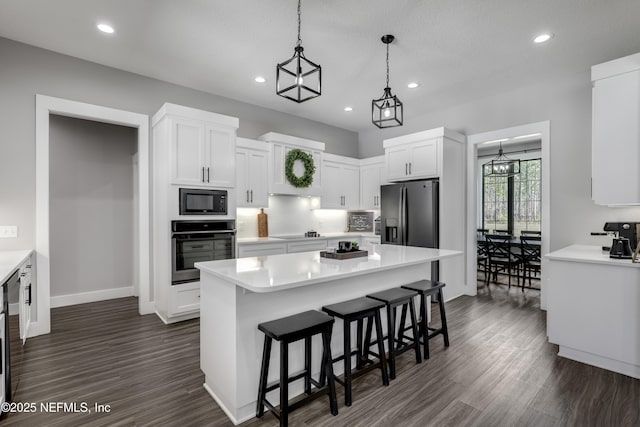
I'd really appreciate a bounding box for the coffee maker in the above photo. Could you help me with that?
[603,222,639,259]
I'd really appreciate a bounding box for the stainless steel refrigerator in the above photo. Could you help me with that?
[380,179,439,278]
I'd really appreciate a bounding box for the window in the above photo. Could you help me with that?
[483,159,541,235]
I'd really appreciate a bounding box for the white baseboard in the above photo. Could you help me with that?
[51,286,134,308]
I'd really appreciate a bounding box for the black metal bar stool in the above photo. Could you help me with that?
[366,288,422,379]
[401,280,450,359]
[321,297,389,406]
[256,310,338,427]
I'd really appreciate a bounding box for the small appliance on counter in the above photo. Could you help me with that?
[601,222,640,259]
[304,230,320,237]
[374,216,381,235]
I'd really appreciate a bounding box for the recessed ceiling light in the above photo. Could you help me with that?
[97,23,114,34]
[344,106,353,112]
[407,82,420,89]
[534,33,552,44]
[254,76,267,83]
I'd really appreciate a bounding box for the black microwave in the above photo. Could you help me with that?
[179,188,227,215]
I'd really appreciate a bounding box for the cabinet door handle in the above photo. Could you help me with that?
[405,163,408,175]
[27,284,32,305]
[207,167,210,183]
[250,190,253,203]
[246,190,249,203]
[202,167,205,182]
[409,162,412,175]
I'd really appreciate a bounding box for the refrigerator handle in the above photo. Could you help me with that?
[399,186,404,245]
[402,186,409,245]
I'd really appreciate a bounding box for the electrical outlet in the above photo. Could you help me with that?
[0,226,18,238]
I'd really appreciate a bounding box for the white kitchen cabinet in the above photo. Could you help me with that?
[236,138,269,208]
[321,154,359,209]
[385,138,438,181]
[286,240,328,253]
[168,281,200,317]
[258,132,324,196]
[360,156,386,209]
[159,103,238,188]
[591,52,640,205]
[237,242,287,258]
[360,236,381,251]
[18,259,32,344]
[383,127,467,300]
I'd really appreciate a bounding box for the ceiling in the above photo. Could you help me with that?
[1,0,640,133]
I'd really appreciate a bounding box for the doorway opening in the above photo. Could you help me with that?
[466,122,550,309]
[34,95,152,337]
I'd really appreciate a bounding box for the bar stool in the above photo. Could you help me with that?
[366,288,422,379]
[321,297,389,406]
[401,280,450,359]
[256,310,338,427]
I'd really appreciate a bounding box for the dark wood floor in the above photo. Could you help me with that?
[4,280,639,426]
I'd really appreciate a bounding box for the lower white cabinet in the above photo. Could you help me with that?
[18,262,32,344]
[237,242,287,258]
[168,282,200,317]
[287,240,328,253]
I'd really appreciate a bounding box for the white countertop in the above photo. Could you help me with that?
[0,250,33,284]
[544,244,640,268]
[237,233,380,244]
[196,245,461,293]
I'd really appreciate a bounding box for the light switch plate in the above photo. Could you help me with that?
[0,226,18,238]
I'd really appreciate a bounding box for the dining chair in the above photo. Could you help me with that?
[493,229,510,235]
[521,230,542,236]
[520,235,542,288]
[485,234,522,289]
[476,230,489,281]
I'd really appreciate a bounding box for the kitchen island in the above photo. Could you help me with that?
[545,245,640,379]
[196,245,462,424]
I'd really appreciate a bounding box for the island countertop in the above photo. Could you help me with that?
[0,250,33,284]
[195,245,462,293]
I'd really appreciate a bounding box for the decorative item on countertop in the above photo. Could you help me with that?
[285,148,315,188]
[347,211,373,232]
[320,249,369,260]
[258,208,268,237]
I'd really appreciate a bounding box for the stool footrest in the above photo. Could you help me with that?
[264,369,309,393]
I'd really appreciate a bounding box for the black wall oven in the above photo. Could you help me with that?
[171,220,235,285]
[179,188,227,215]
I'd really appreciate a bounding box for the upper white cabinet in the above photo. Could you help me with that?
[156,103,238,188]
[236,138,269,208]
[385,138,438,181]
[259,132,324,196]
[591,52,640,205]
[321,154,360,209]
[359,156,386,209]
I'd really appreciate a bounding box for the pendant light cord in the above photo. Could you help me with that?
[297,0,302,47]
[386,42,390,88]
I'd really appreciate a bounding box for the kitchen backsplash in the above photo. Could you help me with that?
[237,195,366,238]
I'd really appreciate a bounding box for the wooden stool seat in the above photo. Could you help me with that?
[322,297,389,406]
[401,279,450,359]
[366,288,422,379]
[257,310,338,427]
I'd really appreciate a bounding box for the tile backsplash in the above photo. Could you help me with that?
[237,195,350,238]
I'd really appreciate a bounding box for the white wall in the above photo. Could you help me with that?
[0,37,359,251]
[49,115,136,297]
[359,71,640,251]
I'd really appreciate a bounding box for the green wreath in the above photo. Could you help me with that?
[285,149,315,188]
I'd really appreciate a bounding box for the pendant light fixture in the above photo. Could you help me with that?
[483,142,521,177]
[372,34,403,128]
[276,0,321,103]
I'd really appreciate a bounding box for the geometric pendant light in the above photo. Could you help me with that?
[372,34,403,128]
[276,0,321,103]
[483,141,521,177]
